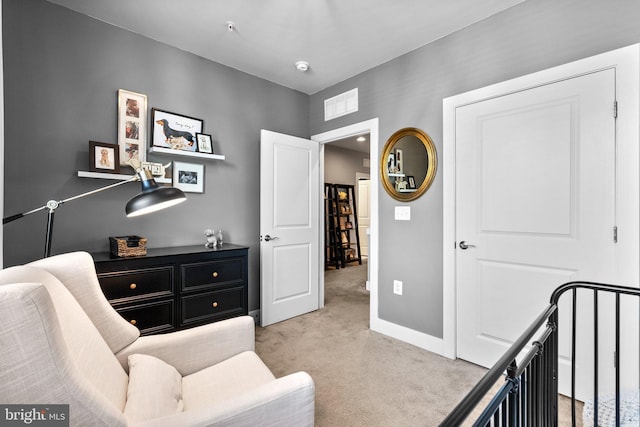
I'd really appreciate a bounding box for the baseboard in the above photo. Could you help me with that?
[248,309,260,324]
[370,316,444,356]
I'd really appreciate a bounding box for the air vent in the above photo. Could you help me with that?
[324,88,358,121]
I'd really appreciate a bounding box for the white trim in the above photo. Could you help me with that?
[312,118,379,317]
[370,317,444,354]
[0,4,4,268]
[442,44,640,360]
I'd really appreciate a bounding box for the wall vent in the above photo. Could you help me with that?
[324,88,358,121]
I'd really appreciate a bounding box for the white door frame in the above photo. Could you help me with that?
[442,44,640,359]
[311,118,379,315]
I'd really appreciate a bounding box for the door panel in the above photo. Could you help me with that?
[456,69,616,400]
[260,130,319,326]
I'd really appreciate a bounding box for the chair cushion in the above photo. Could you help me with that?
[124,354,184,422]
[182,351,276,411]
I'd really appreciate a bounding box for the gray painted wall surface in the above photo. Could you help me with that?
[310,0,640,337]
[324,145,370,188]
[3,0,309,314]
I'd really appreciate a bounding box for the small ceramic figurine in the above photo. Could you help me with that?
[204,229,218,248]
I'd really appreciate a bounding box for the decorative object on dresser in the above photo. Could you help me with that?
[2,164,186,258]
[93,244,249,335]
[109,235,147,257]
[117,89,147,166]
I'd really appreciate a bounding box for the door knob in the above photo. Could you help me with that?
[459,241,476,250]
[263,234,279,242]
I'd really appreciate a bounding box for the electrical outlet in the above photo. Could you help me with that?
[393,280,403,295]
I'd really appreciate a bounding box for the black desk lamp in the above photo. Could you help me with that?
[3,167,186,258]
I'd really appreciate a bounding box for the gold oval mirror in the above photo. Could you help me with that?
[380,127,437,202]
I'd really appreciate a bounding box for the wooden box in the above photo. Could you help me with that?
[109,235,147,257]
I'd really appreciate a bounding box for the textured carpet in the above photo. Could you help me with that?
[255,261,580,426]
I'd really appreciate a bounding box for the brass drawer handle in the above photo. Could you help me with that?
[130,283,137,290]
[212,301,218,308]
[212,272,219,278]
[130,319,137,325]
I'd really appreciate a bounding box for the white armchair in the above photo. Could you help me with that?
[0,252,314,426]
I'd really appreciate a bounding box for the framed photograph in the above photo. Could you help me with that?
[117,89,147,166]
[89,141,120,174]
[395,148,404,174]
[195,133,214,154]
[152,108,203,152]
[173,161,204,193]
[386,153,396,174]
[407,175,416,189]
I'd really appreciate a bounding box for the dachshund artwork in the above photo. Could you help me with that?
[156,119,195,148]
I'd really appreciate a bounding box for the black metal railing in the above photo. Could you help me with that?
[440,281,640,427]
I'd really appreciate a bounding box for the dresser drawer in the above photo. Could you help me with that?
[180,287,246,326]
[116,300,175,335]
[181,258,245,292]
[98,266,173,302]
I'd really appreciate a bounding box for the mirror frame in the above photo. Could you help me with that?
[380,127,437,202]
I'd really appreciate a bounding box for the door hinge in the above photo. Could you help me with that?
[613,226,618,243]
[614,100,618,119]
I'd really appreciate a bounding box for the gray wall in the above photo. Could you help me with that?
[2,0,309,314]
[324,145,370,187]
[310,0,640,337]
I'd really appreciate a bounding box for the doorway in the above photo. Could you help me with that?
[311,118,379,320]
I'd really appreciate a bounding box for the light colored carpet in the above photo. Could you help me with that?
[255,261,580,426]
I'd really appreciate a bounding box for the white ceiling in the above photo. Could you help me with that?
[46,0,524,95]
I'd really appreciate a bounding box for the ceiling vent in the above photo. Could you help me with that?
[324,88,358,121]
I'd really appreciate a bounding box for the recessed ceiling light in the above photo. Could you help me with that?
[356,136,366,142]
[295,61,310,72]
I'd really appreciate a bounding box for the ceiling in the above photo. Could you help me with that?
[46,0,524,95]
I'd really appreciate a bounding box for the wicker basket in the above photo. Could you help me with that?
[109,235,147,257]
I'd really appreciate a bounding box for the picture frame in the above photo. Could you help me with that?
[117,89,147,167]
[387,153,396,174]
[395,148,404,174]
[89,141,120,174]
[172,161,204,193]
[152,108,203,153]
[195,133,214,154]
[407,175,416,189]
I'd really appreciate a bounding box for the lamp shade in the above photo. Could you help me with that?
[126,170,186,217]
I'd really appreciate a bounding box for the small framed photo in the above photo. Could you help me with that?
[387,153,396,174]
[407,175,416,189]
[141,161,166,177]
[395,148,404,174]
[89,141,120,174]
[152,108,203,152]
[117,89,147,166]
[173,161,204,193]
[195,133,214,154]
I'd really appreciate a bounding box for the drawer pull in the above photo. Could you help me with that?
[212,272,219,278]
[130,319,137,325]
[212,301,218,308]
[130,283,137,290]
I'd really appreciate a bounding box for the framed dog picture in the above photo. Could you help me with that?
[89,141,120,174]
[195,133,214,154]
[173,161,204,193]
[117,89,147,167]
[151,108,203,153]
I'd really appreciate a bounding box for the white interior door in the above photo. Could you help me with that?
[456,69,616,400]
[260,130,319,326]
[357,178,370,257]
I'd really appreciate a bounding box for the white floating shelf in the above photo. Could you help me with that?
[148,146,225,160]
[388,173,405,177]
[77,171,171,184]
[398,189,417,193]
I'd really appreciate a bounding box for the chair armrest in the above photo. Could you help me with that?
[116,316,255,375]
[133,371,315,427]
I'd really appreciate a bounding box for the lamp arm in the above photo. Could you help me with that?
[3,175,140,225]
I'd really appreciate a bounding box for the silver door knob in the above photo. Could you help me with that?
[459,241,476,250]
[264,234,279,242]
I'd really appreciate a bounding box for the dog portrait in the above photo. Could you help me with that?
[89,141,120,174]
[152,109,203,153]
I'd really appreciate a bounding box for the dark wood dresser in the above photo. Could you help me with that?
[92,244,249,335]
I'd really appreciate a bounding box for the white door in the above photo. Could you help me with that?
[260,130,320,326]
[456,69,616,400]
[357,178,370,257]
